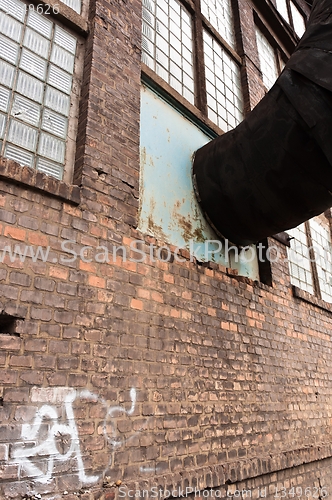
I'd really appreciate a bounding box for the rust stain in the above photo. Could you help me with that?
[147,197,168,241]
[172,211,205,243]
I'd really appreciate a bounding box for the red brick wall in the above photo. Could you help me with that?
[0,0,331,498]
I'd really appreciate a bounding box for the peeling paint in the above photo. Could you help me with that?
[139,86,259,280]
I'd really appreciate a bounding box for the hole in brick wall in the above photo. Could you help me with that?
[0,398,3,407]
[0,313,20,336]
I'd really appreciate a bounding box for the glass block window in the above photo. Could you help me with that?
[255,27,279,90]
[200,0,235,49]
[275,0,290,22]
[290,2,305,38]
[0,0,78,180]
[309,219,332,303]
[287,223,314,294]
[142,0,195,104]
[203,30,243,131]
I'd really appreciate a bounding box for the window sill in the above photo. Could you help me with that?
[0,157,80,205]
[292,285,332,313]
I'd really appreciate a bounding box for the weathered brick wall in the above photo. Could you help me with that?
[0,0,331,498]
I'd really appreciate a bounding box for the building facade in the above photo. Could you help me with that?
[1,0,332,498]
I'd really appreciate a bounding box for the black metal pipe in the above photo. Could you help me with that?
[193,0,332,246]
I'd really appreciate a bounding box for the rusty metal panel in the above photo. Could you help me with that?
[139,85,259,280]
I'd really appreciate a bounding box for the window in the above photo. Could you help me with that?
[142,0,244,132]
[275,0,306,38]
[287,215,332,303]
[0,0,83,181]
[255,27,279,90]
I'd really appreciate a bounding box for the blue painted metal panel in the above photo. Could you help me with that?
[139,85,259,280]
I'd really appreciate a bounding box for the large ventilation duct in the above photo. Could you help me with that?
[193,0,332,246]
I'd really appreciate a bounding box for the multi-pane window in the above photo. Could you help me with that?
[287,216,332,303]
[255,27,279,90]
[309,219,332,303]
[141,0,244,132]
[275,0,306,38]
[0,0,81,180]
[142,0,195,104]
[200,0,235,49]
[287,223,314,294]
[204,31,243,131]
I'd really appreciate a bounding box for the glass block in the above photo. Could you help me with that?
[16,70,44,103]
[8,118,38,151]
[290,2,306,37]
[44,86,70,116]
[60,0,81,14]
[156,48,168,68]
[142,51,154,69]
[0,59,15,88]
[142,36,154,55]
[0,12,22,42]
[0,85,11,112]
[204,30,243,130]
[143,7,154,26]
[0,0,25,22]
[143,0,155,12]
[0,34,19,65]
[20,48,47,80]
[41,108,68,138]
[156,34,168,54]
[23,27,50,59]
[38,132,65,163]
[50,44,75,74]
[182,86,194,105]
[4,143,35,167]
[47,64,73,94]
[37,157,63,179]
[54,26,77,55]
[11,94,41,126]
[27,9,52,39]
[141,0,194,103]
[200,0,235,49]
[142,21,154,41]
[0,112,6,138]
[156,63,168,81]
[169,75,181,94]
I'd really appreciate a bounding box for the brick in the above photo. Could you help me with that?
[4,226,26,240]
[131,298,143,310]
[30,307,52,321]
[0,444,8,461]
[9,355,33,367]
[34,276,55,291]
[0,210,16,224]
[9,271,31,287]
[54,310,73,324]
[0,334,21,350]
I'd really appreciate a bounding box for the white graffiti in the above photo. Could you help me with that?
[12,387,139,485]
